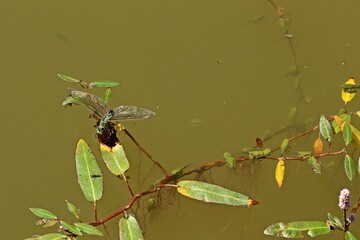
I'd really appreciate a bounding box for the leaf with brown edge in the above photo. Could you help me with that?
[313,137,323,156]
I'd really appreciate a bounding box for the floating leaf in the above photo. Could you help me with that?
[319,115,333,142]
[342,78,356,104]
[224,152,234,168]
[65,200,80,220]
[264,221,330,238]
[343,123,353,146]
[307,156,322,174]
[344,154,355,181]
[60,220,82,236]
[75,223,103,236]
[345,231,356,240]
[26,233,68,240]
[327,212,342,229]
[177,180,258,206]
[280,139,289,155]
[313,137,323,156]
[100,143,129,175]
[29,208,57,220]
[275,159,285,188]
[119,215,144,240]
[57,73,81,83]
[264,222,286,236]
[103,88,112,104]
[75,139,103,202]
[89,80,120,88]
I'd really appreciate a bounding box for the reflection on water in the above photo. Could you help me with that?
[0,0,359,239]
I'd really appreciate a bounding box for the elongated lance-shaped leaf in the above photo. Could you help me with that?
[177,180,258,206]
[264,222,286,236]
[264,221,330,238]
[75,139,103,202]
[275,159,285,188]
[25,233,68,240]
[345,231,356,240]
[65,200,80,220]
[342,123,353,146]
[280,139,289,155]
[75,223,104,236]
[344,154,355,181]
[327,212,342,229]
[319,115,333,142]
[89,80,120,88]
[60,220,82,236]
[57,73,81,83]
[307,156,321,174]
[119,215,144,240]
[103,88,112,104]
[100,143,130,175]
[29,208,57,220]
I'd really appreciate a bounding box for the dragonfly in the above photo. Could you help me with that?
[63,89,156,134]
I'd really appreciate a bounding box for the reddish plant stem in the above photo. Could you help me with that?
[123,128,170,177]
[89,184,168,226]
[351,195,360,214]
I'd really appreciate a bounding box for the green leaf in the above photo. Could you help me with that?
[75,139,103,202]
[264,222,286,236]
[103,88,112,104]
[345,231,356,240]
[177,180,258,206]
[65,200,80,220]
[100,143,130,175]
[307,156,321,174]
[75,223,104,236]
[57,73,81,83]
[89,80,120,88]
[248,148,271,159]
[327,212,343,229]
[319,115,333,142]
[224,152,234,168]
[29,208,57,220]
[298,151,311,160]
[26,233,68,240]
[278,17,288,34]
[119,215,144,240]
[60,220,82,236]
[344,154,355,181]
[264,221,330,238]
[280,139,289,155]
[343,123,353,146]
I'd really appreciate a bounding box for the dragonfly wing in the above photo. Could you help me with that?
[111,105,155,121]
[68,89,108,119]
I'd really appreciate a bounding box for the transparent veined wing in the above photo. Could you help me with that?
[111,105,155,121]
[68,89,109,120]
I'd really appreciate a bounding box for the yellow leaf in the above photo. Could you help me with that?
[341,78,356,104]
[349,124,360,148]
[275,159,285,188]
[333,115,344,128]
[313,137,323,156]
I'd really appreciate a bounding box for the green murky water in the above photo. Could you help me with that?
[0,1,360,239]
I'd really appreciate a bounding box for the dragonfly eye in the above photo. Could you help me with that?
[108,109,115,116]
